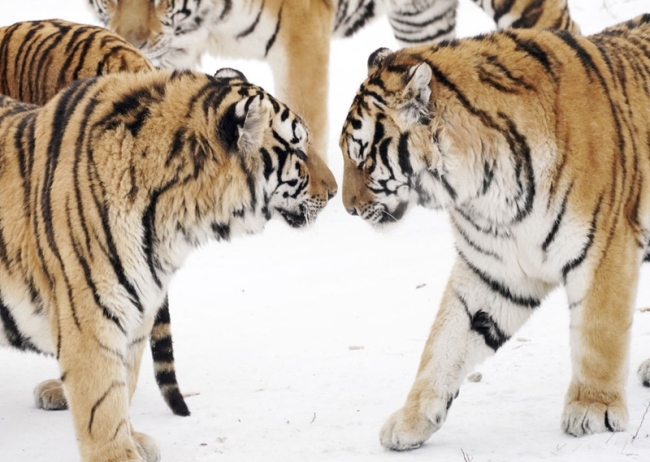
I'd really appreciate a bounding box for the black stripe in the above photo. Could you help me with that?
[394,21,455,44]
[14,24,44,101]
[458,250,540,308]
[542,184,573,252]
[88,381,125,434]
[86,151,145,312]
[494,0,516,24]
[451,216,502,261]
[397,132,413,177]
[264,3,283,57]
[389,6,453,29]
[502,31,554,76]
[142,180,178,288]
[456,291,509,351]
[562,195,603,280]
[155,370,180,386]
[499,113,535,223]
[67,200,126,334]
[0,297,40,352]
[237,0,265,38]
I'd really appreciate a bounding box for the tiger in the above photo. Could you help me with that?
[0,18,191,418]
[86,0,580,160]
[339,13,650,451]
[0,66,337,461]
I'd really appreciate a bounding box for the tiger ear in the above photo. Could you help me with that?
[219,95,272,155]
[367,47,392,75]
[399,62,433,124]
[214,67,248,82]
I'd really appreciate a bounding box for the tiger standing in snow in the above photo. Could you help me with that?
[0,18,192,417]
[0,67,336,461]
[340,14,650,450]
[87,0,580,158]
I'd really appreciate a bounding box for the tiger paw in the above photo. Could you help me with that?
[638,359,650,387]
[561,400,627,436]
[379,403,446,451]
[133,432,161,462]
[33,379,68,410]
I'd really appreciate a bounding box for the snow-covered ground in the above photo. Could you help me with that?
[2,0,650,461]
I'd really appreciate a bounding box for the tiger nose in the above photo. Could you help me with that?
[327,188,337,201]
[346,207,358,216]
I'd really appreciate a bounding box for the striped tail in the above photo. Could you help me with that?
[150,297,190,416]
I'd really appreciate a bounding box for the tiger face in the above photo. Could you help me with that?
[215,68,337,230]
[88,0,212,68]
[340,48,443,226]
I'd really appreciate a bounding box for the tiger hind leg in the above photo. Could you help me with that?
[33,378,67,410]
[560,234,640,436]
[639,359,650,387]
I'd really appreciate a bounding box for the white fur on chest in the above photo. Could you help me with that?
[449,198,594,295]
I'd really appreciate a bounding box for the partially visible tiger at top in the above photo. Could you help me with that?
[0,67,336,461]
[87,0,580,159]
[340,13,650,451]
[0,19,151,105]
[0,19,192,417]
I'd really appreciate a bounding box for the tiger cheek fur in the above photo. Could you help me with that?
[0,68,334,461]
[341,16,650,450]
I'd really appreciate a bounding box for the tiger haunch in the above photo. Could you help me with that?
[0,68,336,461]
[341,14,650,450]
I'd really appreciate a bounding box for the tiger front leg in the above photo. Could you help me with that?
[267,2,333,160]
[55,307,159,461]
[380,256,544,450]
[561,233,641,437]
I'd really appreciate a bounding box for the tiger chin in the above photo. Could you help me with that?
[341,15,650,451]
[0,67,336,461]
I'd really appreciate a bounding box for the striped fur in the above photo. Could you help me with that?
[0,19,152,105]
[340,14,650,450]
[0,68,336,461]
[87,0,579,159]
[0,18,191,417]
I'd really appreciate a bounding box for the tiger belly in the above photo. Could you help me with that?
[0,288,54,354]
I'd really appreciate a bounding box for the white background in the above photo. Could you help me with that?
[1,1,650,461]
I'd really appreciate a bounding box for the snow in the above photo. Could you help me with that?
[2,0,650,461]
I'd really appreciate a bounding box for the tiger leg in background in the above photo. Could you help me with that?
[471,0,580,33]
[561,228,642,436]
[380,257,550,450]
[267,0,335,159]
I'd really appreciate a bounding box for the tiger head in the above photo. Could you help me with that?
[88,0,210,68]
[211,68,338,231]
[340,47,444,226]
[341,45,545,228]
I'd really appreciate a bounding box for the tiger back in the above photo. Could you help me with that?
[339,14,650,451]
[0,18,193,418]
